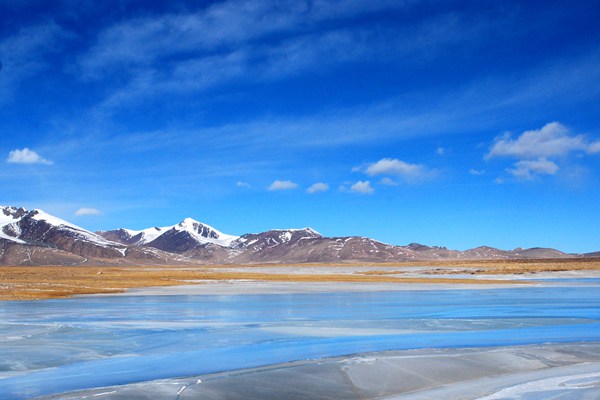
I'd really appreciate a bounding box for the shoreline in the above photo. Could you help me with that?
[2,258,599,301]
[36,342,600,400]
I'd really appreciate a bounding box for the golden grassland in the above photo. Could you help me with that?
[0,258,598,301]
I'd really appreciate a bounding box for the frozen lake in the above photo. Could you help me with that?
[1,283,599,399]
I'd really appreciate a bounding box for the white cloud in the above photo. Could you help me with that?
[74,207,101,216]
[380,177,398,186]
[361,158,431,182]
[365,158,424,176]
[268,180,298,191]
[487,122,590,159]
[307,182,329,194]
[436,147,445,155]
[469,168,486,176]
[350,180,374,194]
[236,181,251,188]
[508,158,559,180]
[7,148,53,165]
[486,122,600,182]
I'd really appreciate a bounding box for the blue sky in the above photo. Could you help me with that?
[1,0,599,253]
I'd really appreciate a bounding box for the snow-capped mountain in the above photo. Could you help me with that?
[0,205,581,266]
[233,228,322,249]
[227,231,419,263]
[1,206,127,259]
[0,206,28,244]
[98,218,239,253]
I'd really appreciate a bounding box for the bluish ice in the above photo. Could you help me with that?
[1,285,599,399]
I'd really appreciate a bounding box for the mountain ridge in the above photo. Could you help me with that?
[0,206,593,266]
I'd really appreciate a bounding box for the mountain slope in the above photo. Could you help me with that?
[0,206,182,264]
[225,229,427,263]
[1,206,127,258]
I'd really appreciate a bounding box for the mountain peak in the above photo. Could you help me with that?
[30,209,85,231]
[174,218,239,246]
[179,217,200,225]
[299,227,322,237]
[1,206,28,219]
[100,217,240,250]
[270,227,322,237]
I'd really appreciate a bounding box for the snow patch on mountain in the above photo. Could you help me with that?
[30,209,119,247]
[271,227,322,237]
[122,226,168,245]
[31,209,87,231]
[174,218,239,246]
[0,206,27,243]
[1,206,124,250]
[112,218,240,247]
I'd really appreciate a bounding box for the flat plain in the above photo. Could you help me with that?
[1,258,599,300]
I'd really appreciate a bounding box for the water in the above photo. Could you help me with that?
[0,286,599,399]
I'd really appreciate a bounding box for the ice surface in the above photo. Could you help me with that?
[31,346,600,400]
[477,370,600,399]
[0,285,599,399]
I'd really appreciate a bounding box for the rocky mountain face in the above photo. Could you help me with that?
[0,206,178,265]
[1,206,124,258]
[226,232,418,263]
[0,205,584,266]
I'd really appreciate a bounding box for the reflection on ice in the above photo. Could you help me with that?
[0,286,599,399]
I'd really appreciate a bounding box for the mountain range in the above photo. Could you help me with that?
[0,206,595,266]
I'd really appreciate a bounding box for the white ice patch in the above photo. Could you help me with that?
[476,371,600,399]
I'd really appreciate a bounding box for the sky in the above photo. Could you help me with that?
[1,0,599,253]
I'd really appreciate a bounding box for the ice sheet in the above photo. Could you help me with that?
[0,285,599,399]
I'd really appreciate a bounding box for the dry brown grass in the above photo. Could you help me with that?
[1,258,597,301]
